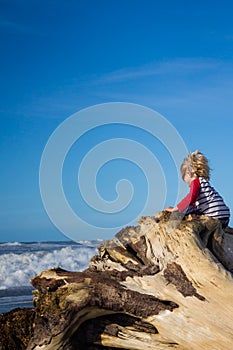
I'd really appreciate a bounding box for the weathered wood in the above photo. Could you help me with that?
[0,308,35,350]
[26,212,233,350]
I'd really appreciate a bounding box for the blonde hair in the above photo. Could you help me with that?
[180,150,210,181]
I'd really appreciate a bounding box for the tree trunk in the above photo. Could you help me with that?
[27,212,233,350]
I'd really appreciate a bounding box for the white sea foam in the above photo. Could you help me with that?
[0,244,98,289]
[1,242,22,247]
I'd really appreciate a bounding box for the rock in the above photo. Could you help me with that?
[25,212,233,350]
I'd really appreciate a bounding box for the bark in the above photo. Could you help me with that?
[0,308,35,350]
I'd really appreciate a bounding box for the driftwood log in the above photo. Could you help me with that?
[23,212,233,349]
[27,212,233,349]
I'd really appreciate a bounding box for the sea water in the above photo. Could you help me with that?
[0,240,100,313]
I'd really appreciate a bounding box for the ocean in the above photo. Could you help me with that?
[0,240,100,314]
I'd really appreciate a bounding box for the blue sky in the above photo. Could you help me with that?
[1,0,233,242]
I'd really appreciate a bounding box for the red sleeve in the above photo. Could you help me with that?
[177,178,200,212]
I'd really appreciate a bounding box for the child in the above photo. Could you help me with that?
[165,151,230,228]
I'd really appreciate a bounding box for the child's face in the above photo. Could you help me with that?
[183,171,193,186]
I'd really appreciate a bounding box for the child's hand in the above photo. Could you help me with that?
[164,206,178,212]
[165,206,174,212]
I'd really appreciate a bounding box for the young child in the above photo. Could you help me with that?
[165,151,230,228]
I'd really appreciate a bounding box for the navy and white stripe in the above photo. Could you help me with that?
[195,177,230,219]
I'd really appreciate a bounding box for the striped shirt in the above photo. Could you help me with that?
[195,177,230,219]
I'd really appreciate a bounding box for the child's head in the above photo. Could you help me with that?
[180,150,210,181]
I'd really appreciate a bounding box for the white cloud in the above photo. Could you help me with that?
[91,58,221,85]
[0,18,28,33]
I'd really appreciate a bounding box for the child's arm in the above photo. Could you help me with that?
[165,178,200,213]
[177,178,200,212]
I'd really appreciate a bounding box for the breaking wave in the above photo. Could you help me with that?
[0,241,99,290]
